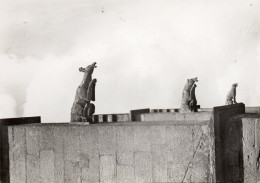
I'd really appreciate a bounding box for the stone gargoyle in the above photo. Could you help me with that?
[225,83,238,105]
[70,62,97,122]
[181,77,198,112]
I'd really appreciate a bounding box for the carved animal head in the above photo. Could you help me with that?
[187,77,198,85]
[232,83,238,87]
[79,62,97,73]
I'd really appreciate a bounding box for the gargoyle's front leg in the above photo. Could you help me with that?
[233,94,237,104]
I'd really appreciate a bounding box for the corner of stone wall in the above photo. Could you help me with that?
[212,103,245,182]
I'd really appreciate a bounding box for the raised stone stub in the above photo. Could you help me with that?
[130,108,150,121]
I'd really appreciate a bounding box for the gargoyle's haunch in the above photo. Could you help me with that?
[71,62,97,122]
[226,83,238,105]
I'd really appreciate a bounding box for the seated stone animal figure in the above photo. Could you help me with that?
[225,83,238,105]
[181,77,198,112]
[71,62,97,122]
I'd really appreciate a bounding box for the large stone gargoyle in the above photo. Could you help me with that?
[70,62,97,122]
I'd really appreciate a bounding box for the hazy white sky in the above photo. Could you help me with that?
[0,0,259,122]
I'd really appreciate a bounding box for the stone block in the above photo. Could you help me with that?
[167,161,188,182]
[242,118,259,183]
[98,126,117,155]
[64,126,81,161]
[26,126,39,156]
[151,144,167,182]
[134,151,152,183]
[116,114,130,122]
[117,151,134,166]
[100,155,116,183]
[150,126,166,144]
[107,115,113,122]
[40,150,55,183]
[80,126,99,154]
[10,127,26,183]
[116,165,135,183]
[166,126,193,154]
[81,154,99,183]
[98,115,104,122]
[26,155,40,183]
[39,126,54,150]
[53,126,65,183]
[133,126,151,152]
[64,160,81,183]
[116,126,134,151]
[191,152,210,182]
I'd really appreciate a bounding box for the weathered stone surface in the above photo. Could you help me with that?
[150,126,166,144]
[116,165,135,183]
[141,111,212,122]
[133,126,151,152]
[1,117,40,183]
[117,151,134,166]
[116,114,130,122]
[151,144,167,182]
[134,151,152,183]
[116,126,134,151]
[242,118,260,183]
[64,160,81,183]
[81,153,99,183]
[98,126,117,155]
[10,127,26,183]
[40,150,55,183]
[26,155,40,183]
[9,121,215,183]
[53,126,65,183]
[100,155,116,183]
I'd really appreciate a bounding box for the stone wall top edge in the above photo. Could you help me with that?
[9,120,211,128]
[213,103,245,111]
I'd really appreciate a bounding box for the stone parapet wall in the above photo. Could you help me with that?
[93,113,130,123]
[141,112,212,122]
[0,116,41,183]
[245,107,260,113]
[242,117,260,182]
[9,121,215,183]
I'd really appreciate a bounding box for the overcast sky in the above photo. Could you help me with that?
[0,0,259,122]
